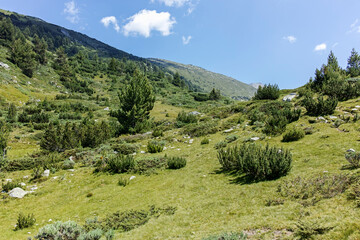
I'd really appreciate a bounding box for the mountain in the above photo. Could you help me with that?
[249,82,264,89]
[149,58,256,100]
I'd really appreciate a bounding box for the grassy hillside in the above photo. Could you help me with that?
[149,58,256,100]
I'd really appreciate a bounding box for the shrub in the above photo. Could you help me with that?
[225,135,238,143]
[34,221,83,240]
[1,181,21,192]
[265,198,285,207]
[152,128,163,137]
[218,143,292,181]
[182,121,218,137]
[215,141,228,149]
[63,159,75,169]
[201,138,210,145]
[118,177,129,187]
[106,154,135,174]
[295,219,332,240]
[202,232,247,240]
[113,143,139,155]
[147,140,165,153]
[167,157,187,169]
[301,95,338,116]
[282,128,305,142]
[176,111,197,127]
[15,213,36,230]
[263,115,288,136]
[345,152,360,169]
[347,182,360,207]
[253,84,280,100]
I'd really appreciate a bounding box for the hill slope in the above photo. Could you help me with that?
[148,58,256,100]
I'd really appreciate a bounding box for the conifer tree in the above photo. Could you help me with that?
[0,17,15,45]
[111,69,155,133]
[347,48,360,77]
[33,34,48,65]
[0,120,9,157]
[40,123,61,152]
[11,38,37,77]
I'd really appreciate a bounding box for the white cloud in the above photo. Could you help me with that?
[152,0,190,7]
[123,10,176,38]
[101,16,120,32]
[314,43,327,51]
[182,35,192,45]
[349,19,360,33]
[64,1,79,24]
[283,35,296,44]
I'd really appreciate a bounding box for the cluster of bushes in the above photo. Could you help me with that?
[94,154,186,174]
[193,88,221,102]
[15,213,36,231]
[182,121,218,137]
[253,84,280,100]
[202,232,247,240]
[112,142,140,155]
[59,112,82,120]
[301,95,338,116]
[176,111,197,127]
[218,143,292,181]
[147,140,165,153]
[18,111,50,123]
[282,127,305,142]
[40,120,112,152]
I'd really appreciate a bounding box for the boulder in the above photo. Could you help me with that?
[42,169,50,177]
[130,176,136,181]
[9,188,28,198]
[347,149,356,153]
[0,62,9,69]
[189,111,201,116]
[250,137,260,141]
[224,128,234,133]
[282,93,297,102]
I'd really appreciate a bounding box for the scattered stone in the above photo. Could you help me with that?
[171,147,175,149]
[132,152,137,155]
[68,169,75,172]
[189,139,194,144]
[69,156,74,161]
[42,169,50,177]
[104,107,110,111]
[224,128,234,133]
[30,186,38,191]
[329,116,337,119]
[52,176,58,180]
[250,137,260,141]
[140,151,145,154]
[27,81,31,85]
[23,175,29,179]
[0,62,9,69]
[9,188,28,198]
[163,147,167,150]
[282,93,297,102]
[130,176,136,180]
[5,179,12,183]
[347,148,356,153]
[20,183,26,187]
[356,106,360,108]
[48,219,52,222]
[177,148,181,151]
[189,111,201,116]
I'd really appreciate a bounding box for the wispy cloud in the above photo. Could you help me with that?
[348,19,360,33]
[314,43,327,52]
[182,35,192,45]
[101,16,120,32]
[123,10,176,38]
[64,1,79,24]
[332,42,339,48]
[283,35,297,44]
[151,0,199,15]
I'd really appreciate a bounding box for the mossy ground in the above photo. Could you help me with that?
[1,99,360,239]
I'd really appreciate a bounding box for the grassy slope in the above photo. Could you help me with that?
[2,99,360,239]
[148,58,257,100]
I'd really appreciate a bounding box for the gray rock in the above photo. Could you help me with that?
[224,128,234,133]
[104,107,110,111]
[347,148,356,153]
[282,93,297,102]
[42,169,50,177]
[250,137,260,141]
[9,188,28,198]
[329,116,337,119]
[0,62,9,69]
[356,106,360,108]
[189,111,201,116]
[130,176,136,180]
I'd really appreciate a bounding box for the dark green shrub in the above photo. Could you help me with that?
[215,141,227,149]
[346,182,360,207]
[63,159,75,169]
[218,143,292,181]
[113,143,139,155]
[118,177,129,187]
[282,128,305,142]
[194,93,209,101]
[265,198,285,207]
[345,152,360,169]
[225,135,238,143]
[302,95,338,116]
[176,111,197,127]
[147,140,165,153]
[34,221,83,240]
[106,154,135,174]
[2,181,21,192]
[263,115,288,136]
[15,213,36,230]
[152,128,163,137]
[182,121,218,137]
[167,157,187,169]
[104,210,150,232]
[202,232,247,240]
[253,84,280,100]
[295,219,332,240]
[201,138,210,145]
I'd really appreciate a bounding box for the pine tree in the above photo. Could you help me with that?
[33,34,48,65]
[11,38,37,78]
[6,103,17,123]
[347,48,360,77]
[209,88,221,100]
[0,17,15,45]
[327,51,340,71]
[40,123,61,152]
[0,120,9,157]
[172,72,185,88]
[111,70,155,133]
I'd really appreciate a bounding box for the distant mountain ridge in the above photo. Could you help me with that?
[148,58,256,100]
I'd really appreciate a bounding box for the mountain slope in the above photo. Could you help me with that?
[148,58,256,100]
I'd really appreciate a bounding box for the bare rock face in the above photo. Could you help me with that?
[9,188,28,198]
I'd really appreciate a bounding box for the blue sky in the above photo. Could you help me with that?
[1,0,360,89]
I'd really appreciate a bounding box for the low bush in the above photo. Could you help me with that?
[63,159,75,169]
[202,232,247,240]
[301,95,338,116]
[182,121,218,137]
[201,138,210,145]
[2,181,21,192]
[118,177,129,187]
[218,143,292,181]
[106,154,135,174]
[295,219,332,240]
[113,143,139,155]
[345,151,360,169]
[15,213,36,230]
[253,84,280,100]
[265,198,285,207]
[225,135,238,143]
[282,128,305,142]
[215,141,227,149]
[147,140,165,153]
[346,182,360,207]
[152,128,164,137]
[134,157,167,174]
[176,111,198,127]
[167,157,187,169]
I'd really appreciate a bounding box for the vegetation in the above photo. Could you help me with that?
[15,213,36,230]
[282,127,305,142]
[166,157,187,169]
[253,84,280,100]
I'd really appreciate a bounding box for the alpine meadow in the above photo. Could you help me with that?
[2,2,360,240]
